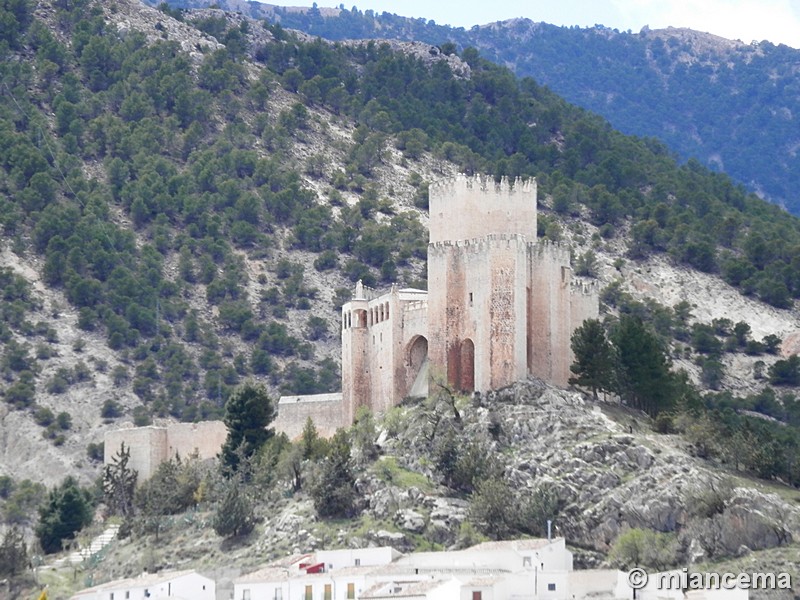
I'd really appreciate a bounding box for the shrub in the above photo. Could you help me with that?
[86,442,104,462]
[609,528,679,570]
[101,399,123,420]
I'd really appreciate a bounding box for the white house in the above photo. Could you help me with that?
[234,539,588,600]
[70,569,215,600]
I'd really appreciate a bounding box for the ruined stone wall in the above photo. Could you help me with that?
[165,421,227,463]
[274,393,344,439]
[105,422,226,481]
[105,426,167,481]
[429,175,537,244]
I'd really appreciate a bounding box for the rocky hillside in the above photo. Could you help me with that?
[173,2,800,213]
[26,382,800,599]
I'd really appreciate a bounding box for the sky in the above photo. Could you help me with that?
[275,0,800,48]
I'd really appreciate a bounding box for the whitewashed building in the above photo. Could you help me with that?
[233,539,588,600]
[70,569,215,600]
[233,541,752,600]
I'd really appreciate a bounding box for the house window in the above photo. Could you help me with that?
[275,588,283,600]
[347,583,355,599]
[324,584,332,600]
[243,590,251,600]
[305,585,313,600]
[547,583,556,591]
[469,293,473,306]
[472,592,482,600]
[523,557,531,567]
[354,558,361,566]
[110,594,114,600]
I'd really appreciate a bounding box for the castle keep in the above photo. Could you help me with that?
[107,175,600,472]
[339,174,599,424]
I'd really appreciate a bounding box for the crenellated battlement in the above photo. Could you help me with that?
[402,300,428,314]
[571,278,600,296]
[429,174,537,244]
[430,174,536,200]
[529,239,572,264]
[428,233,533,256]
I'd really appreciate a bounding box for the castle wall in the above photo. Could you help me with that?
[428,235,529,393]
[274,393,344,439]
[429,175,537,244]
[105,426,167,481]
[398,298,428,399]
[528,242,573,386]
[341,296,370,426]
[365,300,397,416]
[165,421,227,463]
[569,281,601,367]
[570,282,601,328]
[487,236,529,389]
[105,421,226,481]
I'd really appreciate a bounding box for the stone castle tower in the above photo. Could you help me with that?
[341,174,599,422]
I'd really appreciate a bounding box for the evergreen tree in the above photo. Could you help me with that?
[212,480,255,538]
[468,476,517,540]
[612,315,676,416]
[103,442,137,517]
[0,526,27,577]
[351,406,378,465]
[36,477,93,554]
[220,383,276,474]
[569,318,614,399]
[311,429,356,518]
[300,416,326,460]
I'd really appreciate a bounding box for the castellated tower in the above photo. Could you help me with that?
[339,174,599,426]
[427,174,599,392]
[428,175,538,392]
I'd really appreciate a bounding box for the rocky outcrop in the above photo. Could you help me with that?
[383,381,800,558]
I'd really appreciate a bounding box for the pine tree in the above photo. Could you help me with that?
[0,526,27,577]
[103,442,137,517]
[311,429,356,518]
[612,315,676,416]
[300,416,326,460]
[569,318,614,399]
[212,481,255,538]
[36,477,93,554]
[220,383,276,474]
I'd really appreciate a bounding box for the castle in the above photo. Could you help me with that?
[107,174,600,475]
[337,174,599,424]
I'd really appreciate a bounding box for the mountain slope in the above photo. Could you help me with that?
[175,2,800,213]
[3,1,800,597]
[2,0,800,485]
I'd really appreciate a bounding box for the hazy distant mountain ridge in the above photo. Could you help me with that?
[157,1,800,213]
